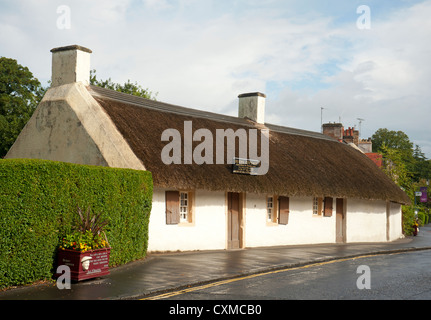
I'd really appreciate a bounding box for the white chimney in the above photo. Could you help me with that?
[238,92,266,124]
[50,45,92,87]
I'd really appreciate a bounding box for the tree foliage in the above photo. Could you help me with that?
[379,143,413,193]
[90,69,158,100]
[372,128,431,182]
[372,128,431,234]
[372,128,413,153]
[0,57,46,157]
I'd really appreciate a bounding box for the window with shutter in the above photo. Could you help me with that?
[278,196,289,225]
[165,191,180,224]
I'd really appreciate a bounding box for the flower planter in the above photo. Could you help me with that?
[56,248,111,281]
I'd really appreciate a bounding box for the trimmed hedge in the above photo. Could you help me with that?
[0,159,152,289]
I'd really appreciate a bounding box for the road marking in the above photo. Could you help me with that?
[141,253,387,300]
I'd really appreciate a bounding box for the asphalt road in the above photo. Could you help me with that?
[158,249,431,300]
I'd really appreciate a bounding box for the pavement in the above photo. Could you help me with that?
[1,225,431,300]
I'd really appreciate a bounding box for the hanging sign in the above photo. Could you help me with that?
[420,187,428,203]
[232,157,260,175]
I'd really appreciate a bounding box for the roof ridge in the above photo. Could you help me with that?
[88,85,250,126]
[88,85,336,141]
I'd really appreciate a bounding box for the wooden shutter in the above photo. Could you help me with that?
[324,197,333,217]
[166,191,180,224]
[278,196,289,225]
[317,197,323,215]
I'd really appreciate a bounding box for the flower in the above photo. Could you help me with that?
[59,206,109,252]
[60,230,108,252]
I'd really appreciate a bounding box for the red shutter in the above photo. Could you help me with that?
[278,196,289,225]
[166,191,180,224]
[324,197,333,217]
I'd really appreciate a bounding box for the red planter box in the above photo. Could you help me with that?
[56,248,110,281]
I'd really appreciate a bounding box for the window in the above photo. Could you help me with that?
[267,196,274,221]
[180,192,189,222]
[165,190,194,225]
[267,195,289,225]
[313,197,323,216]
[313,197,332,217]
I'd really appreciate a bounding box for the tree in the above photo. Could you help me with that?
[372,128,415,178]
[372,128,413,153]
[373,128,431,234]
[413,145,431,181]
[379,144,413,192]
[0,57,46,157]
[90,69,157,100]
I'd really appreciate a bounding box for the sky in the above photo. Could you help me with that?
[1,0,430,157]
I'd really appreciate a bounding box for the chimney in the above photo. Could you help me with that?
[238,92,266,124]
[322,122,344,141]
[50,45,92,87]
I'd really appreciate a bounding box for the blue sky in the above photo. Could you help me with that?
[1,0,430,157]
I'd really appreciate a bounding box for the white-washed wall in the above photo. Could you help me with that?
[147,189,403,252]
[388,201,403,241]
[147,188,227,252]
[245,194,336,247]
[345,199,387,242]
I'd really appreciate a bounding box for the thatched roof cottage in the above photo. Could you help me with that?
[6,45,409,251]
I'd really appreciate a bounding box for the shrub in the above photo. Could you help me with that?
[402,205,415,236]
[0,158,152,289]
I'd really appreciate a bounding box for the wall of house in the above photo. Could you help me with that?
[148,188,227,252]
[147,190,403,252]
[388,201,403,241]
[345,199,391,242]
[244,194,336,247]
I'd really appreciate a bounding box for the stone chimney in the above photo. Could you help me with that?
[50,45,92,87]
[322,122,344,141]
[238,92,266,124]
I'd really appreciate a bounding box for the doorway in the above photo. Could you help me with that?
[336,198,345,243]
[227,192,243,249]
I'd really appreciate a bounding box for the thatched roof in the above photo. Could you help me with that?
[88,85,410,205]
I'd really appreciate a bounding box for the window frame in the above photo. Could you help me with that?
[313,197,323,216]
[179,191,189,222]
[267,195,276,223]
[165,190,195,225]
[267,195,290,225]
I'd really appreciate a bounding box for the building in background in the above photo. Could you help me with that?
[322,122,382,167]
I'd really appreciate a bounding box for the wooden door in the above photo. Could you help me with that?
[227,192,241,249]
[336,198,345,243]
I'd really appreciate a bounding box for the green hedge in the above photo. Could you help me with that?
[0,159,152,289]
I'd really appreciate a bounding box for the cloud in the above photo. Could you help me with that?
[0,0,430,157]
[267,1,431,156]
